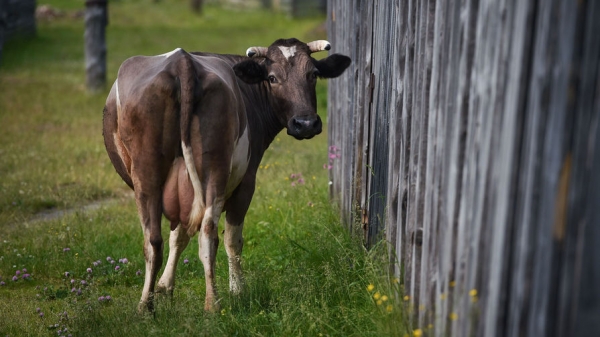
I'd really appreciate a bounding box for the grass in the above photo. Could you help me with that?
[0,0,407,335]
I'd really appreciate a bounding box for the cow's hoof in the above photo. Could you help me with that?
[137,300,155,315]
[204,300,221,313]
[155,284,174,298]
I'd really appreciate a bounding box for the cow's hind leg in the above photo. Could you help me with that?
[223,179,254,295]
[224,219,244,294]
[135,189,164,313]
[156,223,190,296]
[198,199,224,312]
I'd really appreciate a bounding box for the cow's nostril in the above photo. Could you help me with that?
[292,118,304,130]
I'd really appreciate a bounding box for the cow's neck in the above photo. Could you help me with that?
[245,82,283,146]
[191,52,287,168]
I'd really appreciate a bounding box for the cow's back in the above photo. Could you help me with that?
[103,48,248,228]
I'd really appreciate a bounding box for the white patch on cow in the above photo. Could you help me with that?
[160,48,182,58]
[139,226,154,307]
[278,45,297,60]
[182,141,204,234]
[115,79,122,118]
[225,126,250,197]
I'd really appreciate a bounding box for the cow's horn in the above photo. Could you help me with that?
[307,40,331,53]
[246,46,268,57]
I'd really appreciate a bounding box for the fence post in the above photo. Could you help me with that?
[84,0,108,92]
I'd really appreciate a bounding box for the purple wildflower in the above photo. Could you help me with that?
[115,265,120,271]
[64,272,70,277]
[183,258,189,264]
[121,258,128,264]
[77,288,82,296]
[71,287,77,293]
[15,270,20,276]
[22,268,27,273]
[98,296,105,302]
[110,260,115,264]
[81,280,87,286]
[106,256,112,262]
[92,261,98,267]
[0,281,5,286]
[36,307,41,313]
[297,178,305,185]
[63,247,70,252]
[87,268,92,273]
[105,295,112,301]
[70,279,75,284]
[39,312,44,318]
[136,270,141,276]
[22,273,30,279]
[96,260,101,265]
[12,276,18,281]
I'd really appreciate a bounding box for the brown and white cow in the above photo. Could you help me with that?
[102,38,351,312]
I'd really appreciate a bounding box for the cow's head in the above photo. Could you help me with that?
[233,38,351,140]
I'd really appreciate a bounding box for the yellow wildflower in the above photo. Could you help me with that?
[367,284,375,292]
[386,305,393,313]
[440,293,447,300]
[403,295,410,301]
[381,295,389,302]
[413,329,423,337]
[221,309,226,315]
[450,280,456,287]
[393,278,400,284]
[450,312,458,321]
[373,292,381,300]
[469,289,478,297]
[427,324,433,329]
[376,300,382,305]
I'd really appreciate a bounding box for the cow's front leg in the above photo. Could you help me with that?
[135,192,164,313]
[198,203,222,312]
[156,223,190,296]
[224,219,244,294]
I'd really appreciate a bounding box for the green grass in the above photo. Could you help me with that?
[0,1,407,335]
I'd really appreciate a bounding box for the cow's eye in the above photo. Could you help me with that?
[268,75,278,84]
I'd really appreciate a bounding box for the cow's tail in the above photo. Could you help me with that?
[177,52,205,236]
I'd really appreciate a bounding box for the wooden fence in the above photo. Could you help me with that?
[326,0,600,335]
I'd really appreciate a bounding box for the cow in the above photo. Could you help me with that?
[102,38,351,313]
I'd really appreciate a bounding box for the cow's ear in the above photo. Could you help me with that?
[233,59,267,84]
[314,54,351,79]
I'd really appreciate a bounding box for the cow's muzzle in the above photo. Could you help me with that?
[288,115,322,139]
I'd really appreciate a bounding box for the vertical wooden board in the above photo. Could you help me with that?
[524,0,580,335]
[478,0,537,335]
[549,1,600,335]
[327,0,357,230]
[418,0,441,329]
[386,0,409,280]
[368,0,394,247]
[452,0,507,334]
[393,0,413,285]
[353,0,374,240]
[569,2,600,334]
[401,0,417,307]
[406,0,432,316]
